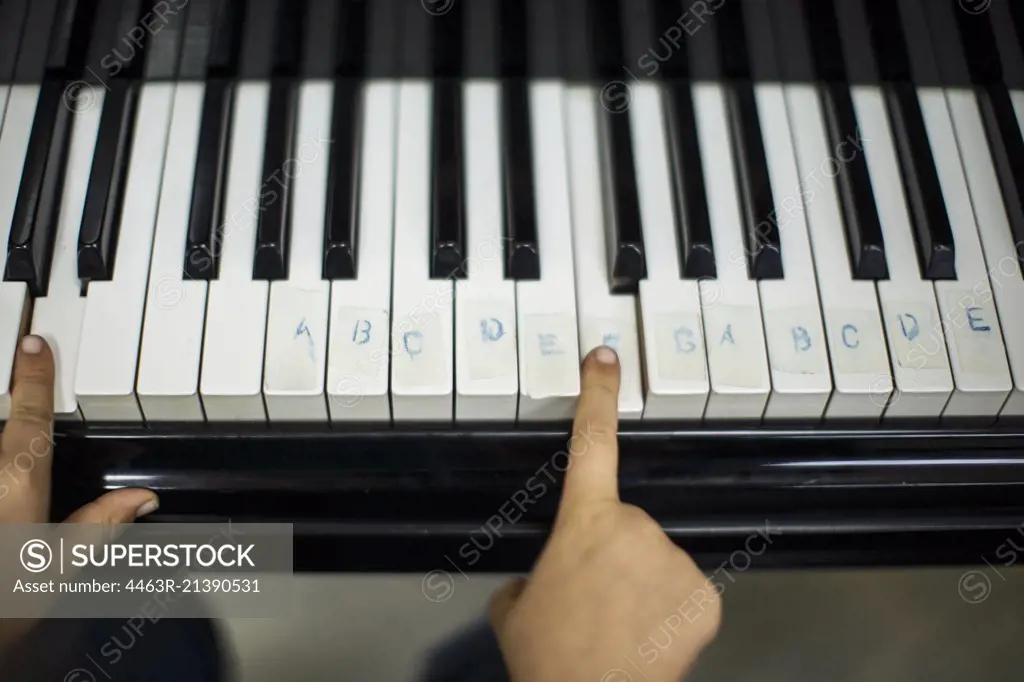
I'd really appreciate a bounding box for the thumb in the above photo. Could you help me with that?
[488,576,527,633]
[64,489,159,525]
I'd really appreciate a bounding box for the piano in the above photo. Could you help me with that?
[4,0,1024,571]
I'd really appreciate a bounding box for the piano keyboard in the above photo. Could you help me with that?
[4,0,1024,425]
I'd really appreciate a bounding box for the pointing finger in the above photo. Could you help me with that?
[1,336,55,468]
[0,336,56,522]
[557,346,621,515]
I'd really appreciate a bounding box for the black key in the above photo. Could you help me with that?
[588,0,645,290]
[77,0,128,81]
[498,0,539,279]
[834,0,880,86]
[322,0,369,279]
[47,0,104,76]
[715,0,753,80]
[820,84,888,279]
[252,0,306,279]
[500,0,528,77]
[238,0,275,78]
[952,0,1004,85]
[953,2,1024,273]
[802,0,845,82]
[143,0,190,79]
[366,0,400,79]
[501,79,540,280]
[399,0,431,78]
[252,79,297,281]
[863,0,956,279]
[184,79,233,280]
[270,0,305,77]
[715,1,782,280]
[664,81,714,279]
[423,0,466,277]
[431,0,464,78]
[429,80,466,279]
[182,0,246,279]
[528,0,560,80]
[989,0,1024,91]
[792,0,888,280]
[726,84,783,280]
[885,82,956,279]
[589,0,626,79]
[1009,0,1024,63]
[176,0,217,79]
[207,0,247,77]
[104,0,154,80]
[649,0,690,79]
[78,79,138,281]
[863,0,913,82]
[0,0,29,82]
[977,85,1024,273]
[601,103,646,291]
[4,80,73,296]
[323,80,362,280]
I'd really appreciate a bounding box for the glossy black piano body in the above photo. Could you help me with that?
[51,424,1024,571]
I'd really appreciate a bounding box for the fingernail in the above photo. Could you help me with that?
[594,346,618,365]
[135,498,159,519]
[20,335,43,355]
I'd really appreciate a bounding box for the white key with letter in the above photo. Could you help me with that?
[921,88,1011,418]
[692,84,770,421]
[947,88,1024,417]
[633,82,709,420]
[852,86,953,419]
[565,84,643,419]
[200,82,271,421]
[263,80,331,422]
[328,81,397,422]
[76,83,174,421]
[755,84,833,420]
[516,82,580,421]
[784,84,892,419]
[137,83,207,422]
[454,80,518,421]
[390,81,453,421]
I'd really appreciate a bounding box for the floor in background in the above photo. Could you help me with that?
[215,567,1024,682]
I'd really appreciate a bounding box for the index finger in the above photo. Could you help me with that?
[557,346,621,514]
[1,335,56,476]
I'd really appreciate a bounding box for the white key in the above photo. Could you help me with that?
[0,85,38,420]
[852,86,953,419]
[76,84,175,421]
[30,91,106,420]
[263,80,331,422]
[1004,89,1024,416]
[200,82,270,422]
[692,84,771,421]
[633,83,709,420]
[950,89,1024,417]
[921,88,1012,418]
[390,81,453,421]
[327,81,397,422]
[785,85,892,420]
[516,81,580,422]
[754,84,833,420]
[454,81,518,421]
[565,85,643,420]
[136,83,207,422]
